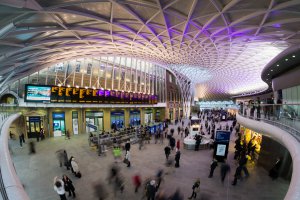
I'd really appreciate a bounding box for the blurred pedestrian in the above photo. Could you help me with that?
[176,139,180,150]
[156,169,164,190]
[63,150,70,170]
[188,179,200,199]
[94,182,108,200]
[62,174,76,197]
[175,150,181,168]
[208,159,218,178]
[220,161,230,183]
[56,149,64,167]
[29,141,36,154]
[53,176,67,200]
[164,146,171,160]
[124,150,131,167]
[133,174,141,193]
[146,180,157,200]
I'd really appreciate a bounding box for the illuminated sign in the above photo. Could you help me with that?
[24,85,157,104]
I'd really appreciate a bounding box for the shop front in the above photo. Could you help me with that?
[53,112,66,137]
[144,109,153,124]
[155,110,160,122]
[129,110,140,126]
[85,111,104,133]
[239,126,262,161]
[111,110,124,130]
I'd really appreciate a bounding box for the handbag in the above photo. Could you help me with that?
[123,158,128,164]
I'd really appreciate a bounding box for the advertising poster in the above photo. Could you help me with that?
[25,85,51,102]
[216,144,227,156]
[72,119,78,135]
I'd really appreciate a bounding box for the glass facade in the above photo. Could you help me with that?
[10,56,166,103]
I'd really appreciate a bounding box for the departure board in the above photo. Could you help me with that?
[25,84,158,104]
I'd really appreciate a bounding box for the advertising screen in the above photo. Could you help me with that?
[27,85,158,104]
[215,131,231,142]
[25,85,51,102]
[216,144,227,156]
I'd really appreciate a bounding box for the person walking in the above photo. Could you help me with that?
[71,157,80,177]
[146,180,157,200]
[62,174,76,197]
[175,150,181,168]
[208,159,218,178]
[132,174,141,193]
[29,141,36,154]
[53,176,67,200]
[169,136,175,151]
[220,161,230,183]
[177,126,181,135]
[125,150,131,167]
[176,139,180,151]
[188,179,200,199]
[156,169,164,190]
[19,132,25,147]
[63,150,70,170]
[164,146,171,160]
[232,165,242,186]
[125,140,131,152]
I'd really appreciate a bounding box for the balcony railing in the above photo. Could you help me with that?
[0,105,29,200]
[238,103,300,141]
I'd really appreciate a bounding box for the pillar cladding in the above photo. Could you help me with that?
[170,70,193,118]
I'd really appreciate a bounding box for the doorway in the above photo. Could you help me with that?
[52,112,66,137]
[27,116,42,138]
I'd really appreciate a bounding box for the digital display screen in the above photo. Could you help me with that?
[25,85,51,102]
[215,131,231,142]
[216,144,227,156]
[26,85,158,104]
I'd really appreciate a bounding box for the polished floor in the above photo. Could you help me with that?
[9,120,289,200]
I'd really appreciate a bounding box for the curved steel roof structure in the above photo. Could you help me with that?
[0,0,300,99]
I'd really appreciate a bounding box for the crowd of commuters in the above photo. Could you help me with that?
[10,107,283,200]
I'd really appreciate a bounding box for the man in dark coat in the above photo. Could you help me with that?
[170,137,176,150]
[175,150,181,168]
[125,140,131,152]
[164,146,171,160]
[146,180,157,200]
[220,162,230,182]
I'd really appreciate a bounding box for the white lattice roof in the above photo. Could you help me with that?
[0,0,299,99]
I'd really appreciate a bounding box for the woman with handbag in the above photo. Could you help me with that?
[62,174,76,198]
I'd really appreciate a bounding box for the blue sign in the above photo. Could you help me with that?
[87,123,97,130]
[111,111,124,116]
[215,131,231,142]
[53,113,65,119]
[29,116,41,122]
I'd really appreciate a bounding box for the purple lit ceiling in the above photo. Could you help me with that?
[0,0,300,99]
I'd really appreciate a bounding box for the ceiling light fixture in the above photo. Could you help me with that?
[285,58,288,61]
[292,55,296,58]
[277,64,279,66]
